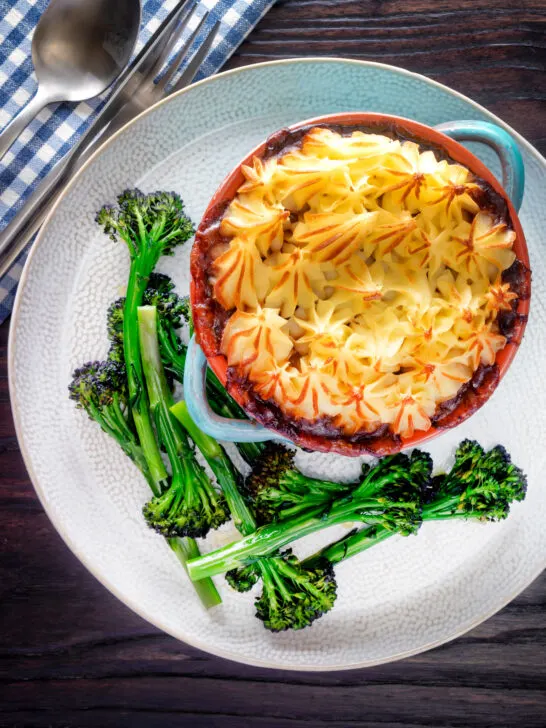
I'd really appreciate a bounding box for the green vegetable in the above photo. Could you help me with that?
[96,189,194,492]
[185,439,526,625]
[68,358,154,489]
[186,450,432,581]
[225,563,259,592]
[423,440,527,522]
[172,401,337,630]
[69,347,221,610]
[112,271,264,466]
[138,305,229,539]
[245,442,357,525]
[72,192,222,609]
[303,440,528,569]
[225,548,337,632]
[168,537,222,610]
[106,298,125,364]
[170,400,254,535]
[253,552,337,632]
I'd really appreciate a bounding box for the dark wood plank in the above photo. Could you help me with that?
[227,0,546,155]
[1,1,545,726]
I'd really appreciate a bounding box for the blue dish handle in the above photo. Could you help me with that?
[183,335,290,443]
[185,120,525,443]
[434,120,525,211]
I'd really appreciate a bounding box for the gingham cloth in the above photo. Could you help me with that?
[0,0,275,323]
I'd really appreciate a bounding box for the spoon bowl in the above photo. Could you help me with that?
[0,0,141,158]
[32,0,141,101]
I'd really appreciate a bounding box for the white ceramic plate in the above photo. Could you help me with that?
[9,59,546,671]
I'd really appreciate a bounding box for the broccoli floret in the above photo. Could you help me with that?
[96,189,195,492]
[245,443,355,525]
[96,189,194,254]
[352,450,433,535]
[254,552,337,632]
[69,358,126,409]
[143,273,186,321]
[226,564,260,592]
[227,552,337,632]
[178,294,192,330]
[143,460,229,538]
[69,359,153,487]
[138,305,229,539]
[106,298,125,363]
[424,440,527,522]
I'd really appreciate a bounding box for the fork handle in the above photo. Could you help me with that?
[0,85,57,160]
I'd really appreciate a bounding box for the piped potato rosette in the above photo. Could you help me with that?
[192,123,528,451]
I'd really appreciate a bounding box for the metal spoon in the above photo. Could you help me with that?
[0,0,141,159]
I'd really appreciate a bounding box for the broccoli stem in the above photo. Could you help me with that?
[159,334,264,466]
[138,305,222,608]
[302,526,395,569]
[138,306,190,484]
[299,496,495,573]
[186,497,390,582]
[170,400,256,536]
[125,263,167,494]
[168,537,222,609]
[267,471,357,522]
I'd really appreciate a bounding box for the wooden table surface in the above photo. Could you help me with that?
[1,1,545,725]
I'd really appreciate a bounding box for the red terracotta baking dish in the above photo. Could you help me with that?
[186,113,531,456]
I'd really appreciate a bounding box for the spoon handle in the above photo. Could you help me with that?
[0,86,56,160]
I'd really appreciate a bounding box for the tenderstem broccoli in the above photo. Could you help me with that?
[250,552,337,632]
[138,305,228,539]
[170,400,254,535]
[171,402,337,631]
[302,440,528,570]
[69,359,154,489]
[96,189,194,492]
[69,351,221,610]
[111,271,264,466]
[186,450,432,581]
[245,443,357,525]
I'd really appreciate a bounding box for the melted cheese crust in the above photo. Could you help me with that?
[212,127,517,439]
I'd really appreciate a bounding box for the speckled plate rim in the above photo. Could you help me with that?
[8,58,546,672]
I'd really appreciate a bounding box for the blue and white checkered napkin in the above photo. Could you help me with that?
[0,0,275,323]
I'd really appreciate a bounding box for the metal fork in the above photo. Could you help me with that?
[105,3,221,133]
[0,2,221,279]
